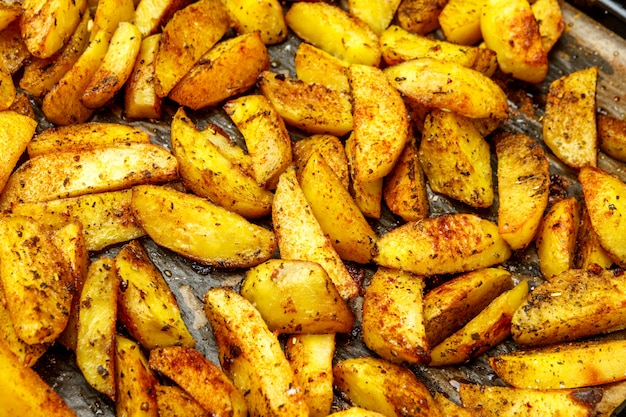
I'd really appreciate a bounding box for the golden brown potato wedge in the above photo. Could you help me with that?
[333,356,443,417]
[196,122,254,177]
[0,341,78,416]
[89,0,134,41]
[300,152,377,263]
[375,213,512,275]
[345,133,383,219]
[284,334,335,417]
[204,288,309,417]
[124,33,162,120]
[491,339,626,389]
[0,20,30,75]
[257,71,354,137]
[532,0,565,53]
[574,203,614,269]
[285,2,381,66]
[0,59,15,111]
[579,166,626,266]
[429,280,528,366]
[0,142,178,210]
[396,0,446,35]
[169,32,269,110]
[132,185,277,268]
[433,393,474,417]
[155,385,210,417]
[0,215,72,345]
[362,267,430,364]
[115,240,194,349]
[543,66,598,169]
[598,113,626,162]
[294,42,350,93]
[27,122,150,157]
[349,63,409,182]
[384,58,509,119]
[438,0,485,45]
[115,334,159,417]
[511,268,626,346]
[154,0,229,97]
[222,0,287,45]
[149,346,247,416]
[292,134,350,190]
[0,3,21,32]
[272,167,359,299]
[240,259,355,334]
[536,197,581,279]
[423,268,513,347]
[20,0,87,58]
[348,0,401,35]
[459,383,602,417]
[171,108,273,218]
[496,132,550,250]
[223,93,292,189]
[419,109,494,208]
[0,111,37,194]
[480,0,548,83]
[133,0,190,37]
[76,258,118,400]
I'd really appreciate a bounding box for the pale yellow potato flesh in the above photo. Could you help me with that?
[0,111,37,194]
[221,0,287,45]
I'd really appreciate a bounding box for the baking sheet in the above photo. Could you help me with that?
[29,2,626,415]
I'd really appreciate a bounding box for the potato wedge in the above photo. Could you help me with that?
[115,335,159,417]
[0,59,15,111]
[294,42,350,93]
[89,0,134,41]
[257,71,353,137]
[0,111,37,194]
[543,66,598,169]
[375,213,512,275]
[362,267,429,364]
[0,20,30,76]
[598,113,626,162]
[133,0,190,37]
[169,32,269,110]
[574,203,614,269]
[511,268,626,346]
[459,383,602,417]
[154,0,229,97]
[349,63,409,182]
[419,109,494,208]
[333,356,443,417]
[115,240,195,349]
[224,94,293,189]
[204,287,309,417]
[132,185,276,268]
[0,3,21,32]
[397,0,446,35]
[496,132,550,250]
[76,258,118,400]
[384,58,509,119]
[348,0,401,35]
[222,0,287,45]
[480,0,548,83]
[580,166,626,266]
[0,142,178,210]
[155,385,209,417]
[0,341,78,416]
[345,133,383,219]
[491,339,626,389]
[423,268,513,347]
[285,2,381,66]
[81,22,142,109]
[149,346,247,416]
[20,0,87,58]
[292,134,350,190]
[300,152,377,263]
[27,122,150,157]
[41,28,111,125]
[532,0,565,53]
[438,0,485,45]
[171,108,273,218]
[272,167,359,300]
[434,392,473,417]
[429,280,529,366]
[124,33,162,120]
[240,259,355,334]
[284,334,335,417]
[536,197,581,279]
[0,215,72,345]
[328,408,387,417]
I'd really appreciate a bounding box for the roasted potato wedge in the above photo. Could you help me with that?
[434,392,473,417]
[575,203,614,269]
[0,111,37,194]
[511,268,626,346]
[222,0,287,45]
[124,33,162,120]
[0,142,178,210]
[328,408,387,417]
[149,346,247,416]
[333,356,443,417]
[132,185,276,268]
[294,42,350,93]
[0,3,21,32]
[496,132,550,250]
[543,66,598,169]
[115,335,159,417]
[580,166,626,266]
[285,2,381,66]
[396,0,446,35]
[292,134,350,190]
[76,258,118,400]
[204,288,309,417]
[598,113,626,162]
[115,240,195,349]
[362,267,430,364]
[438,0,485,45]
[345,133,383,219]
[375,213,512,275]
[133,0,190,37]
[384,58,509,119]
[155,385,209,417]
[90,0,134,40]
[348,0,401,35]
[0,59,15,111]
[240,259,355,334]
[272,167,359,299]
[532,0,565,53]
